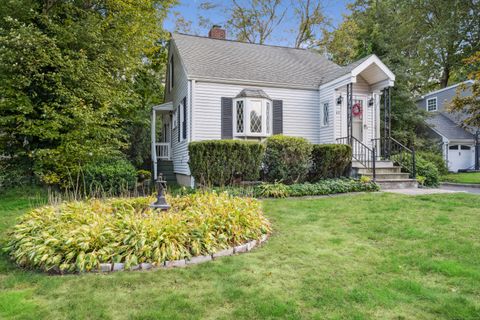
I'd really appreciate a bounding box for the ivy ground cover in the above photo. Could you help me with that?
[1,189,480,319]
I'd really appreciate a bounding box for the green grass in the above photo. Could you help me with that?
[441,172,480,184]
[1,189,480,319]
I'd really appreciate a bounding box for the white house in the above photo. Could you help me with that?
[152,27,416,188]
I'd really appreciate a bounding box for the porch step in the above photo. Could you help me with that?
[357,166,402,174]
[374,179,418,189]
[157,161,176,183]
[352,160,394,168]
[361,172,411,180]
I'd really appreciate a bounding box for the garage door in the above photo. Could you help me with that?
[448,145,474,172]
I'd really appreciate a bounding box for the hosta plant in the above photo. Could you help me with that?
[4,192,270,273]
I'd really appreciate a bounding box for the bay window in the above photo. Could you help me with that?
[233,97,273,137]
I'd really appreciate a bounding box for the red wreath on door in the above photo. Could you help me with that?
[352,102,362,117]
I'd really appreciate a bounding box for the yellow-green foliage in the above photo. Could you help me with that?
[5,193,270,273]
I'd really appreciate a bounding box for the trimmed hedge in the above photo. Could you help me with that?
[5,193,270,273]
[255,179,379,198]
[263,135,312,184]
[189,140,265,186]
[309,144,352,181]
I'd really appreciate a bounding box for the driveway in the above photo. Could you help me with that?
[439,184,480,194]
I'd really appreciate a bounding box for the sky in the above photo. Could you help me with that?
[163,0,350,47]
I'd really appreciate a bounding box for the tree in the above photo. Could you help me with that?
[0,0,175,187]
[450,51,480,128]
[227,0,286,44]
[292,0,327,48]
[412,0,480,89]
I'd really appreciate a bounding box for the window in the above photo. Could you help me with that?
[233,97,272,137]
[460,145,471,150]
[321,102,329,126]
[236,100,244,133]
[426,97,437,111]
[169,55,174,92]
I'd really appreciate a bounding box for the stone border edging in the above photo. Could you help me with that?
[440,182,480,189]
[97,234,269,273]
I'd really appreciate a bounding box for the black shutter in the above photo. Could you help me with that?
[272,99,283,135]
[221,97,233,139]
[177,105,180,142]
[182,97,187,140]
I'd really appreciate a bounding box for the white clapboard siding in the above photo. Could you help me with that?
[166,43,190,175]
[193,82,321,143]
[319,84,336,143]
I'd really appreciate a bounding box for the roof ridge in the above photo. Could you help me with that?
[173,32,324,53]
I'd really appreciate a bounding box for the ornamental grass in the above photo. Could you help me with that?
[4,193,270,273]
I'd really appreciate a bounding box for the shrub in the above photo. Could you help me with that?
[263,135,312,184]
[189,140,265,186]
[83,158,137,195]
[416,159,439,187]
[5,192,270,273]
[309,144,352,181]
[417,151,448,176]
[392,153,439,187]
[252,179,379,198]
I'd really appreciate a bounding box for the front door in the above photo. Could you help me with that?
[352,96,365,142]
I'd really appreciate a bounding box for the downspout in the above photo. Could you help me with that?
[151,108,157,181]
[475,130,479,170]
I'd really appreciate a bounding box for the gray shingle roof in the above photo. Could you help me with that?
[172,33,351,89]
[235,88,271,99]
[426,112,474,140]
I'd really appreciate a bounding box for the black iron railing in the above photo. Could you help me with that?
[337,136,376,180]
[371,137,416,178]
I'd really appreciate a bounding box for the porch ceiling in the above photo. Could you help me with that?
[153,101,173,112]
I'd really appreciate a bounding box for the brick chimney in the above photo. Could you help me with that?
[208,25,226,40]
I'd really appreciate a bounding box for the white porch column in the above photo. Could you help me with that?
[151,109,157,180]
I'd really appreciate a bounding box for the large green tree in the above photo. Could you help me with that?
[0,0,174,186]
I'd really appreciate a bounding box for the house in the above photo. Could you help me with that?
[417,80,479,172]
[152,26,417,188]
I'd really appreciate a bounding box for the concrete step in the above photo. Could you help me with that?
[357,166,402,174]
[352,160,394,168]
[361,172,411,180]
[376,179,418,189]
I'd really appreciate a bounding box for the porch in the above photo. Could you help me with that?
[325,55,417,187]
[151,102,174,182]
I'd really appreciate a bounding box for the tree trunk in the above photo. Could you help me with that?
[440,65,450,88]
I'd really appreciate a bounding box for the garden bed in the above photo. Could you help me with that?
[4,193,270,273]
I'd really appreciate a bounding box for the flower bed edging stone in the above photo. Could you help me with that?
[96,234,270,273]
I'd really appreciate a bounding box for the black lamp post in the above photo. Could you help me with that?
[150,174,170,211]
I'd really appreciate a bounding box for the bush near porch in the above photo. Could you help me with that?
[263,135,313,184]
[309,144,352,181]
[188,137,354,186]
[189,140,265,186]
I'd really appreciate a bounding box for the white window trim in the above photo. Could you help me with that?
[179,100,185,142]
[169,55,174,92]
[172,107,178,128]
[321,101,330,127]
[233,97,273,137]
[426,97,437,112]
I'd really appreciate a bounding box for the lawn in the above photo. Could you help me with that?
[441,172,480,184]
[1,190,480,319]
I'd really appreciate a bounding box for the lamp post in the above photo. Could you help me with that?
[150,174,170,211]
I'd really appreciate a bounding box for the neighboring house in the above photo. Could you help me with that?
[416,80,479,172]
[152,26,410,187]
